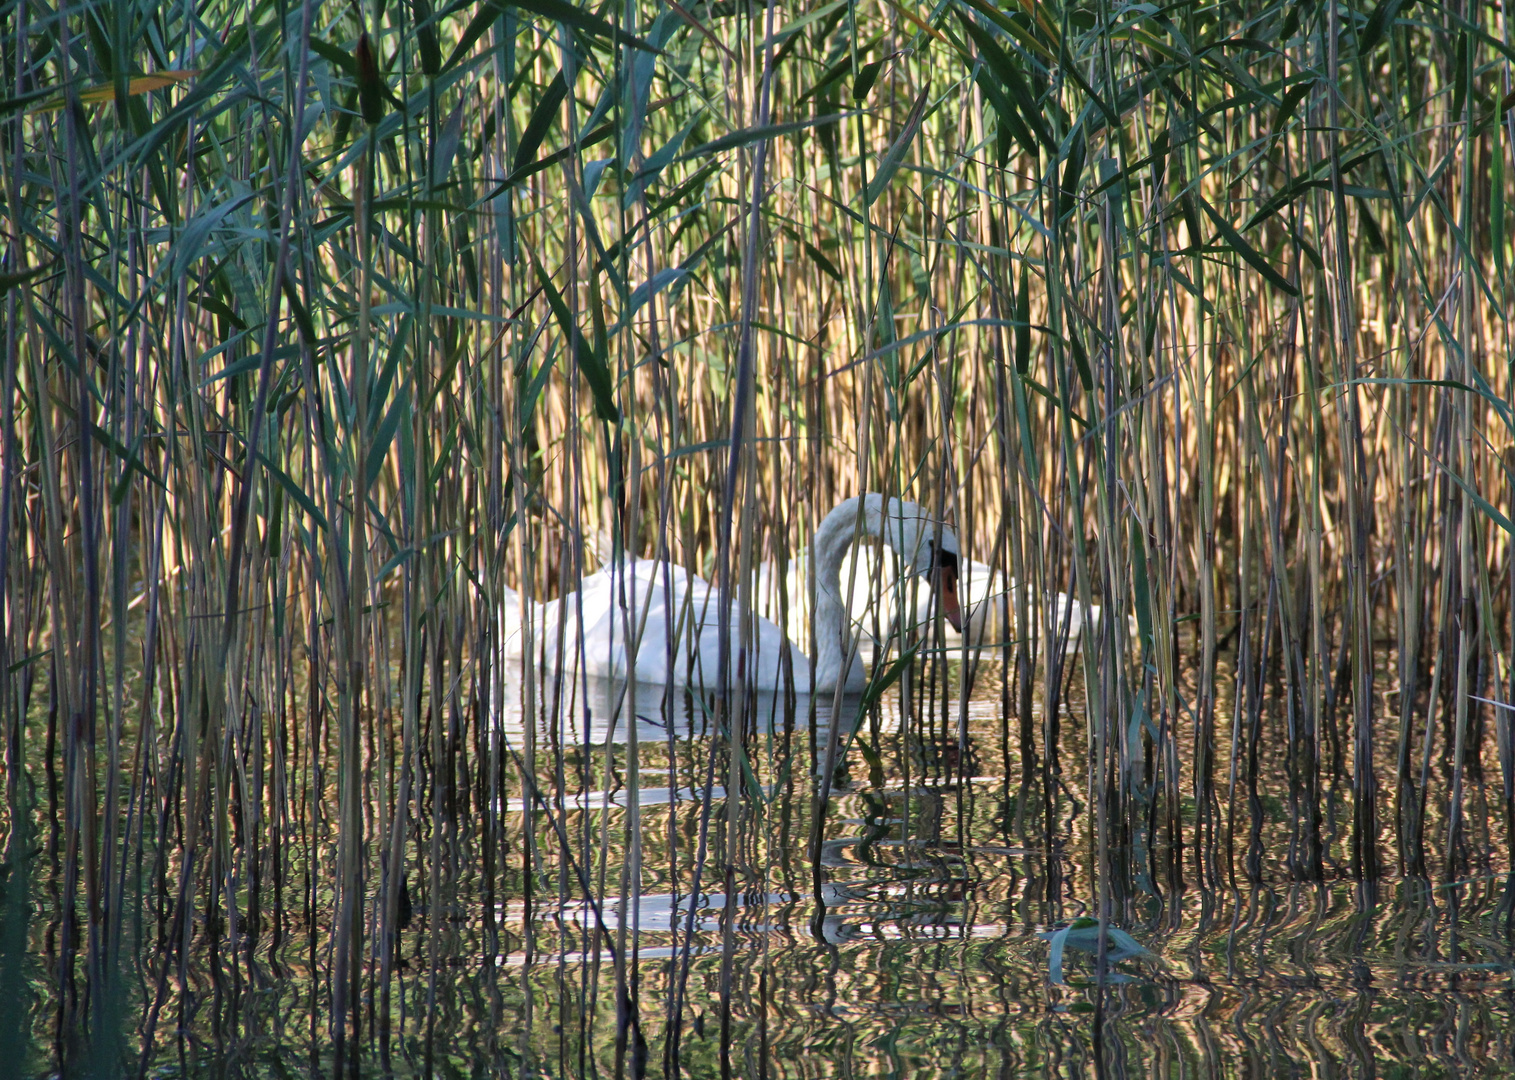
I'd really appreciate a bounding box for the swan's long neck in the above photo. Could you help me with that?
[810,496,880,691]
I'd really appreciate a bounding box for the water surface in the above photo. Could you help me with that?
[20,661,1515,1077]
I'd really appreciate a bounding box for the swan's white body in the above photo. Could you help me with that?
[501,495,961,693]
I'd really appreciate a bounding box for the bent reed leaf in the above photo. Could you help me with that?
[1199,194,1299,296]
[865,86,930,206]
[536,265,619,423]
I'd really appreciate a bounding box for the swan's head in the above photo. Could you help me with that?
[875,498,964,634]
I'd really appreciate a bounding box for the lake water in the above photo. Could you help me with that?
[17,658,1515,1077]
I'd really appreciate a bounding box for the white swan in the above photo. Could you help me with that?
[500,495,963,693]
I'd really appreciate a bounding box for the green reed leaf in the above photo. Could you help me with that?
[1199,194,1299,296]
[953,6,1054,151]
[364,390,407,493]
[537,266,619,423]
[515,0,658,50]
[258,452,329,530]
[865,86,930,206]
[681,114,852,162]
[852,58,885,102]
[514,71,567,172]
[0,265,46,293]
[804,240,843,282]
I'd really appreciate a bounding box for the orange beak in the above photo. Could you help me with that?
[938,564,963,632]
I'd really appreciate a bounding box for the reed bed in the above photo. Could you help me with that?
[2,0,1515,1072]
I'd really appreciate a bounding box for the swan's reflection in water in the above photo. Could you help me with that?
[494,670,1017,965]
